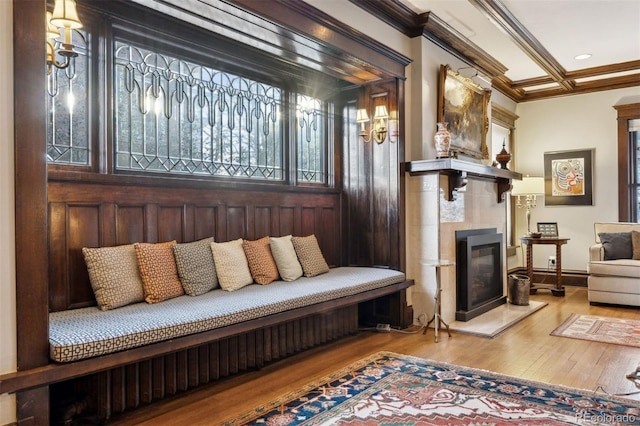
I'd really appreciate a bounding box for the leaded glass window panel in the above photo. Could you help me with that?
[114,40,283,180]
[46,29,90,165]
[296,94,326,183]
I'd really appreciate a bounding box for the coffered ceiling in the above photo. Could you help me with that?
[350,0,640,102]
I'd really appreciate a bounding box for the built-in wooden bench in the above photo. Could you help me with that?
[0,267,412,422]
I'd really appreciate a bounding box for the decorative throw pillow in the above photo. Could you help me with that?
[292,234,330,277]
[632,230,640,260]
[82,244,145,311]
[242,237,279,285]
[598,232,633,260]
[135,241,185,303]
[173,237,218,296]
[210,239,253,291]
[270,235,303,281]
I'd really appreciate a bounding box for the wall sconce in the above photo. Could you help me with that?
[46,0,83,72]
[356,105,388,144]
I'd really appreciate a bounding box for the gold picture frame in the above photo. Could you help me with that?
[437,64,491,159]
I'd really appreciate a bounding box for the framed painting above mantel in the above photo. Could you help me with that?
[437,64,491,160]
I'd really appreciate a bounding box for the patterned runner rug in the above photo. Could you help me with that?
[551,314,640,348]
[224,352,638,425]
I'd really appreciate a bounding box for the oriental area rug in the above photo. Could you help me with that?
[223,352,639,425]
[551,314,640,348]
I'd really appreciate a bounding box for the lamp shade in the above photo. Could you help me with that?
[356,108,370,123]
[511,176,544,195]
[51,0,83,29]
[373,105,388,119]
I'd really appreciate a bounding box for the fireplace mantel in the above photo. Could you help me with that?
[404,159,522,202]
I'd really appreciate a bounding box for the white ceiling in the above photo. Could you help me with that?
[398,0,640,89]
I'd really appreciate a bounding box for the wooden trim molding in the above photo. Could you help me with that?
[349,0,640,102]
[615,103,640,222]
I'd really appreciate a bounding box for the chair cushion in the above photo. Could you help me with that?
[588,259,640,279]
[49,267,407,362]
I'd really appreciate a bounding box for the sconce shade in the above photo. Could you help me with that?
[511,176,544,195]
[356,109,369,123]
[51,0,83,29]
[46,12,61,41]
[373,105,388,119]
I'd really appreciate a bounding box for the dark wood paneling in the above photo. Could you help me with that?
[47,182,341,311]
[14,0,50,378]
[194,207,217,241]
[341,79,403,270]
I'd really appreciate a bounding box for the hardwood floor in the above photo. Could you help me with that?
[109,287,640,425]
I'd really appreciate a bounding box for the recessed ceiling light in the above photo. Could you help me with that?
[575,53,592,60]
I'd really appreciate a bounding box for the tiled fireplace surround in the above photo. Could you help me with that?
[406,171,511,325]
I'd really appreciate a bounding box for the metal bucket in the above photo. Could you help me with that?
[508,274,530,306]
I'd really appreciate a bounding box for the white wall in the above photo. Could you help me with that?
[0,0,17,423]
[514,87,640,272]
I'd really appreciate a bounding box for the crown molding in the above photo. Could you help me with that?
[349,0,640,102]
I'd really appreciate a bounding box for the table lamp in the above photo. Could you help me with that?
[511,176,544,235]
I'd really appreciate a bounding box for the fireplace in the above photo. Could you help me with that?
[455,228,506,321]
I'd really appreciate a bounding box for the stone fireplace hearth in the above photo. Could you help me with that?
[405,159,521,326]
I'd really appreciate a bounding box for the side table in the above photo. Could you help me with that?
[520,236,570,296]
[420,259,454,342]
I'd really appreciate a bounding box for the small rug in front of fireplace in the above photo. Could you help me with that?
[551,313,640,348]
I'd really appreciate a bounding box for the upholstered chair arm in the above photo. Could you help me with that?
[589,244,604,261]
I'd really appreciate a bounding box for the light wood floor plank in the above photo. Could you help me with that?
[109,287,640,425]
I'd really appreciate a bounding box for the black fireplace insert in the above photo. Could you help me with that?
[455,228,506,321]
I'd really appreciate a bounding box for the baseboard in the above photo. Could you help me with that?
[509,268,588,287]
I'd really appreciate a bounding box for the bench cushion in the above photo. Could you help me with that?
[49,267,405,363]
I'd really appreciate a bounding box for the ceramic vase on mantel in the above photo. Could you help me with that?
[434,122,451,158]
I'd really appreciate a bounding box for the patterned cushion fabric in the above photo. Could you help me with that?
[173,237,218,296]
[632,231,640,260]
[242,237,279,285]
[82,244,145,311]
[598,232,632,260]
[210,239,254,291]
[270,235,303,281]
[292,234,330,277]
[49,267,407,362]
[135,241,185,304]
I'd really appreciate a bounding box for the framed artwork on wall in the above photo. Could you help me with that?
[437,64,491,160]
[543,148,594,206]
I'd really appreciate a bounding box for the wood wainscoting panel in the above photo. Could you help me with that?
[47,182,341,311]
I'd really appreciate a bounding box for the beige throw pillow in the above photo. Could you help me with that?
[242,237,279,285]
[269,235,303,281]
[210,239,253,291]
[135,241,185,304]
[292,234,330,277]
[82,244,145,310]
[632,230,640,260]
